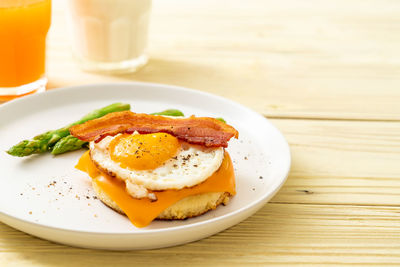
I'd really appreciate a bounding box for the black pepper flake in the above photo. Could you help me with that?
[193,165,198,167]
[86,196,90,199]
[244,156,248,160]
[181,154,191,161]
[48,181,57,187]
[259,176,263,179]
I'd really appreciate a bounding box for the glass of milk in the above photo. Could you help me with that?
[66,0,152,73]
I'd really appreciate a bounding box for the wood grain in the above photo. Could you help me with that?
[270,119,400,206]
[2,0,400,265]
[47,0,400,121]
[1,203,400,266]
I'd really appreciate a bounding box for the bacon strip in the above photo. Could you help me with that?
[70,111,238,147]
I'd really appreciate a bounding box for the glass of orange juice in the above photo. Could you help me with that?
[0,0,51,101]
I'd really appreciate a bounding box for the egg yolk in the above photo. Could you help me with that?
[109,133,180,170]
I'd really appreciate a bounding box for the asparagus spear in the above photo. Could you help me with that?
[7,103,131,157]
[150,109,184,117]
[152,109,225,122]
[8,107,187,156]
[51,135,88,155]
[215,117,226,123]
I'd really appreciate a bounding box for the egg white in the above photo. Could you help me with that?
[89,133,224,192]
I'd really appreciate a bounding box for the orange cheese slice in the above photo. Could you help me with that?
[75,150,236,227]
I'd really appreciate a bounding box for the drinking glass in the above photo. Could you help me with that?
[0,0,51,101]
[66,0,152,73]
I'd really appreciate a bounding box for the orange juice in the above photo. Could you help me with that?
[0,0,51,100]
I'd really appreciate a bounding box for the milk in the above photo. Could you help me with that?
[67,0,152,72]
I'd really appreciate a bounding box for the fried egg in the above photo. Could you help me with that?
[89,132,224,199]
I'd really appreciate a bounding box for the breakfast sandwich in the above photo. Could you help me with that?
[70,111,238,227]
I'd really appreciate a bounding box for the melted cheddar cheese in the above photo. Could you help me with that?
[75,150,236,227]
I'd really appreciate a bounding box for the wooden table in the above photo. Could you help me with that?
[2,0,400,265]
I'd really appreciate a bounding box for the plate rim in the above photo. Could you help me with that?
[0,81,291,236]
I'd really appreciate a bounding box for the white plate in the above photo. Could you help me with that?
[0,83,290,250]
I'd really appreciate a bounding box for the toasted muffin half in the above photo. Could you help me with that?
[92,178,230,220]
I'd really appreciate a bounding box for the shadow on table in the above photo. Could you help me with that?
[47,57,227,91]
[100,57,234,93]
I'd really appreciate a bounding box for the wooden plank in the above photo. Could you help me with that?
[1,203,400,266]
[47,0,400,121]
[270,119,400,205]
